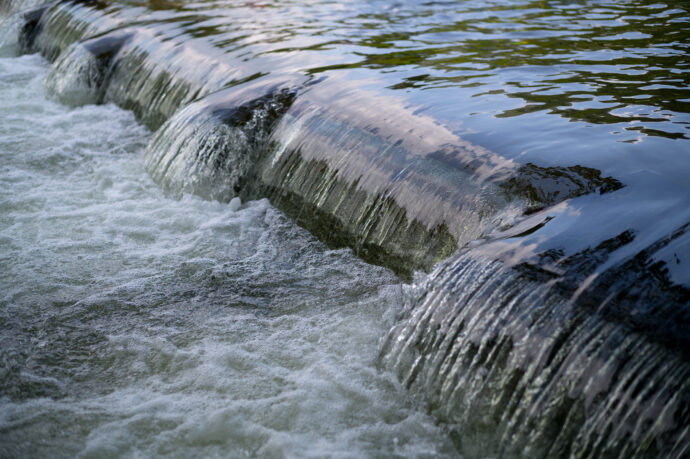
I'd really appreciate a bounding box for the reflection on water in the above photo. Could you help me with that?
[1,0,689,457]
[104,0,690,141]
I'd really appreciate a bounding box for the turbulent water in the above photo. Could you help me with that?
[0,51,456,457]
[1,0,689,458]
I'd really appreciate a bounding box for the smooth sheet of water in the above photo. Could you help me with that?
[0,53,455,457]
[60,0,688,144]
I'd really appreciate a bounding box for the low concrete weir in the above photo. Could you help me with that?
[32,3,512,273]
[3,1,689,457]
[380,219,690,458]
[253,74,625,274]
[142,73,503,275]
[37,10,624,275]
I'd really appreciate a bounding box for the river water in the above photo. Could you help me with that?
[1,0,689,457]
[0,51,455,457]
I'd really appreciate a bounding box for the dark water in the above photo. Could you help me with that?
[44,0,690,138]
[1,0,689,457]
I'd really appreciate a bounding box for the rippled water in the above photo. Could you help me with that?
[0,53,455,457]
[1,0,689,457]
[20,0,688,275]
[80,0,689,140]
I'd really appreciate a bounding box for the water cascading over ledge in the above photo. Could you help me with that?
[15,1,627,276]
[3,1,689,457]
[380,222,690,457]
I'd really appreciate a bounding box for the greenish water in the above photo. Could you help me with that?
[104,0,689,139]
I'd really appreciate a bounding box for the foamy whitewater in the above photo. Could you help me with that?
[0,50,455,457]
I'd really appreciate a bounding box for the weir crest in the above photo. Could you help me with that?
[2,1,688,457]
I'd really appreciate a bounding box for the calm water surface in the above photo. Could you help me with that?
[110,0,689,141]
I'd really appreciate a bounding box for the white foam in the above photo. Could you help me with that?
[0,53,455,457]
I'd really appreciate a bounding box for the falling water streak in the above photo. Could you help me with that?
[379,253,689,458]
[0,0,46,16]
[0,11,22,56]
[30,3,121,61]
[45,40,104,105]
[143,93,291,202]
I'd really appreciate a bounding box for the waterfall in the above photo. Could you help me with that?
[3,0,688,456]
[145,83,297,201]
[30,1,626,279]
[380,224,690,458]
[41,24,239,129]
[45,39,107,105]
[25,2,121,60]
